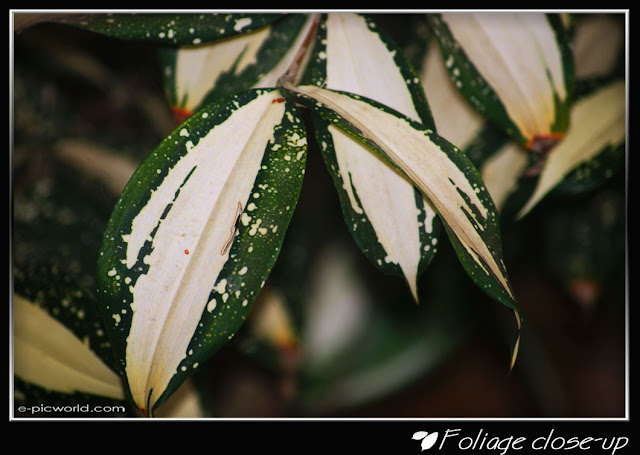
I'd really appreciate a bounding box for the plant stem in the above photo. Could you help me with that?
[278,13,322,91]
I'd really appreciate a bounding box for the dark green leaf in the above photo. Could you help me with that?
[57,13,281,45]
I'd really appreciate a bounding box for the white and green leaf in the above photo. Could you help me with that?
[160,14,316,120]
[283,84,518,313]
[57,13,281,45]
[417,36,528,214]
[429,12,574,150]
[14,294,126,401]
[419,37,486,151]
[96,88,307,415]
[13,232,126,409]
[308,13,441,300]
[518,80,625,218]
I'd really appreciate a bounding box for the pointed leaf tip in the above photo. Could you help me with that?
[509,310,523,374]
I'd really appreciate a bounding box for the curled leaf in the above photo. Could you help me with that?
[283,84,518,312]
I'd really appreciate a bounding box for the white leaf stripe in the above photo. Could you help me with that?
[419,39,485,151]
[169,25,272,113]
[518,80,625,217]
[289,85,515,304]
[164,15,315,116]
[321,14,431,123]
[313,13,439,299]
[158,97,306,409]
[14,294,125,400]
[97,89,306,413]
[321,122,436,300]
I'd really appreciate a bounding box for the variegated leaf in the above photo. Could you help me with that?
[160,14,316,121]
[57,13,281,45]
[14,294,125,401]
[96,88,307,415]
[518,80,625,218]
[309,13,441,300]
[429,12,574,150]
[418,37,529,214]
[283,84,518,313]
[419,38,485,151]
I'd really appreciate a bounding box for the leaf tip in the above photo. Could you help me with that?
[409,280,420,304]
[508,309,523,374]
[515,195,540,221]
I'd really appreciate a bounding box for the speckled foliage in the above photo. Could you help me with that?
[96,88,306,413]
[57,13,281,45]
